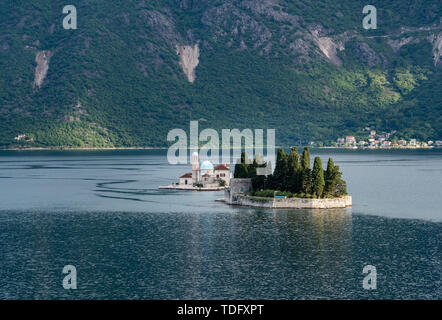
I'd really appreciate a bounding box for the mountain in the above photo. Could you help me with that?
[0,0,441,148]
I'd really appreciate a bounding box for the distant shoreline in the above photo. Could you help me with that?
[1,146,275,151]
[0,146,168,151]
[0,146,277,151]
[316,146,436,150]
[0,146,439,151]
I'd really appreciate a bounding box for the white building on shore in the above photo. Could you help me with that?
[171,152,231,189]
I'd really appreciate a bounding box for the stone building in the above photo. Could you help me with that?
[177,152,231,188]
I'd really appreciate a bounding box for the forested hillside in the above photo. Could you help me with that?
[0,0,441,148]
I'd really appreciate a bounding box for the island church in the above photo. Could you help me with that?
[179,152,231,188]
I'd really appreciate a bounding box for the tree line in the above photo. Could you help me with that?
[234,147,347,198]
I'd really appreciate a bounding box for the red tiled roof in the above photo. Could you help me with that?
[202,174,210,177]
[180,173,192,178]
[214,164,230,171]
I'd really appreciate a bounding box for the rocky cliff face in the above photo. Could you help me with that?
[310,31,344,67]
[183,0,441,69]
[176,44,200,83]
[34,50,51,88]
[430,32,442,67]
[0,0,440,147]
[17,1,442,86]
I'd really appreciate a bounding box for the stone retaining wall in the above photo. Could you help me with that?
[227,194,352,209]
[225,178,352,209]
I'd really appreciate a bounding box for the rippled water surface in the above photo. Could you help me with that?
[0,149,440,299]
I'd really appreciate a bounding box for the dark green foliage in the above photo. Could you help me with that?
[324,158,336,195]
[312,156,325,198]
[287,146,301,192]
[300,147,312,194]
[251,174,266,191]
[233,152,250,178]
[0,1,440,148]
[250,189,275,198]
[247,147,347,198]
[248,158,258,178]
[270,148,289,190]
[288,147,301,172]
[251,155,267,191]
[324,158,348,197]
[300,147,310,170]
[334,168,348,197]
[300,168,312,195]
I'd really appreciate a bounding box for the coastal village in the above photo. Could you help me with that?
[331,128,441,149]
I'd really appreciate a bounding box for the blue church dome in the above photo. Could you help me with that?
[200,161,214,170]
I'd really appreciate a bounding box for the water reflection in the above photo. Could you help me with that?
[0,149,440,299]
[165,208,354,299]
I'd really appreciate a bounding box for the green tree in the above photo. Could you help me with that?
[300,147,310,170]
[334,166,348,197]
[324,158,347,197]
[251,154,266,190]
[249,158,258,178]
[234,152,250,178]
[271,148,289,190]
[312,156,325,198]
[324,158,336,195]
[287,146,301,192]
[300,147,312,194]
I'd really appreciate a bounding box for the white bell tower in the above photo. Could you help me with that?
[191,152,200,184]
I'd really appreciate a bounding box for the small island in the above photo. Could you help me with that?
[224,147,352,209]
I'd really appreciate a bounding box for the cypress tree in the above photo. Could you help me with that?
[249,158,258,178]
[324,158,347,197]
[300,147,310,170]
[287,147,301,192]
[252,174,265,191]
[234,152,250,178]
[312,156,325,198]
[300,147,312,194]
[272,148,288,190]
[300,169,312,195]
[241,151,250,166]
[324,158,336,196]
[252,154,267,190]
[334,165,348,196]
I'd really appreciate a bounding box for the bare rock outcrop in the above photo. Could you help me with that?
[139,9,181,47]
[310,31,343,67]
[176,44,200,83]
[240,0,300,27]
[201,3,272,49]
[428,32,442,67]
[34,50,52,88]
[387,37,418,53]
[352,42,382,67]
